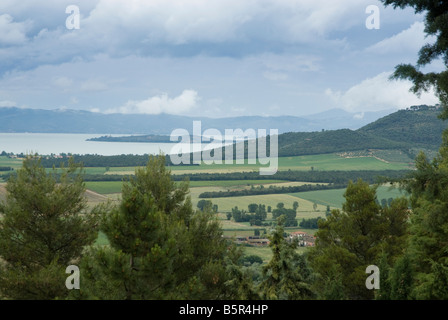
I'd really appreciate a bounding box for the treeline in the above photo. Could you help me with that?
[272,202,299,227]
[1,172,129,182]
[230,204,268,226]
[1,166,411,186]
[226,202,303,228]
[199,183,344,198]
[173,169,410,185]
[299,217,324,229]
[37,154,198,168]
[86,134,174,143]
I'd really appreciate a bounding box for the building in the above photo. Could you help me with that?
[289,231,316,247]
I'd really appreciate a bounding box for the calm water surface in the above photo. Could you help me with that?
[0,133,180,156]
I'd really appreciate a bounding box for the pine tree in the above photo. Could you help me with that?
[389,253,414,300]
[378,1,448,300]
[308,179,409,300]
[0,156,98,299]
[399,148,448,299]
[76,155,242,299]
[259,216,314,300]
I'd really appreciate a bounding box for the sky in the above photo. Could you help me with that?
[0,0,443,118]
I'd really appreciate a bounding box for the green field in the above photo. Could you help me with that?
[1,152,412,265]
[276,154,411,171]
[289,184,408,209]
[0,156,23,169]
[168,153,411,173]
[101,153,412,176]
[83,179,310,195]
[187,180,283,188]
[1,153,412,183]
[194,192,327,214]
[85,181,124,194]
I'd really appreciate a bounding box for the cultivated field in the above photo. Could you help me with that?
[100,152,412,176]
[0,152,411,260]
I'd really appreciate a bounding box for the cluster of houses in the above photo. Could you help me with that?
[288,231,316,247]
[227,231,316,247]
[6,154,64,159]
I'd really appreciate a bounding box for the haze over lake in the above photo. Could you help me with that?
[0,133,178,156]
[0,133,234,156]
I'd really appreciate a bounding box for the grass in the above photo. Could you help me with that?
[102,153,412,176]
[289,189,347,209]
[240,243,309,263]
[194,192,328,215]
[83,179,293,195]
[289,184,409,209]
[171,153,411,172]
[276,154,411,171]
[0,156,23,169]
[376,185,409,201]
[85,181,124,194]
[187,180,284,188]
[241,246,273,263]
[94,231,110,246]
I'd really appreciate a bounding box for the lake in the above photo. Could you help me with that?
[0,133,180,156]
[0,133,230,156]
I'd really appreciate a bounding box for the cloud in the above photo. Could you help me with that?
[365,21,436,55]
[326,71,439,112]
[0,0,432,119]
[84,0,370,45]
[256,53,321,72]
[0,100,16,107]
[80,79,108,92]
[53,76,73,88]
[263,72,288,81]
[254,53,321,81]
[353,112,364,120]
[107,90,200,115]
[0,14,29,45]
[0,0,379,73]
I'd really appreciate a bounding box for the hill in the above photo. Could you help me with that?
[192,105,447,160]
[276,129,407,157]
[1,105,445,160]
[0,107,391,134]
[276,105,447,157]
[358,105,446,148]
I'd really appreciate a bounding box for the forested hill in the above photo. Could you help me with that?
[221,105,448,158]
[276,129,407,157]
[357,106,447,148]
[275,106,447,157]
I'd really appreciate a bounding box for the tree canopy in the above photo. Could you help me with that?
[380,1,448,117]
[0,156,98,299]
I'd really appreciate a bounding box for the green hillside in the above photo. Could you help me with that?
[175,105,446,164]
[277,129,407,157]
[271,105,446,158]
[358,106,447,148]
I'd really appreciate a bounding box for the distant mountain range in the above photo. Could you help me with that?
[90,105,447,162]
[0,107,394,134]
